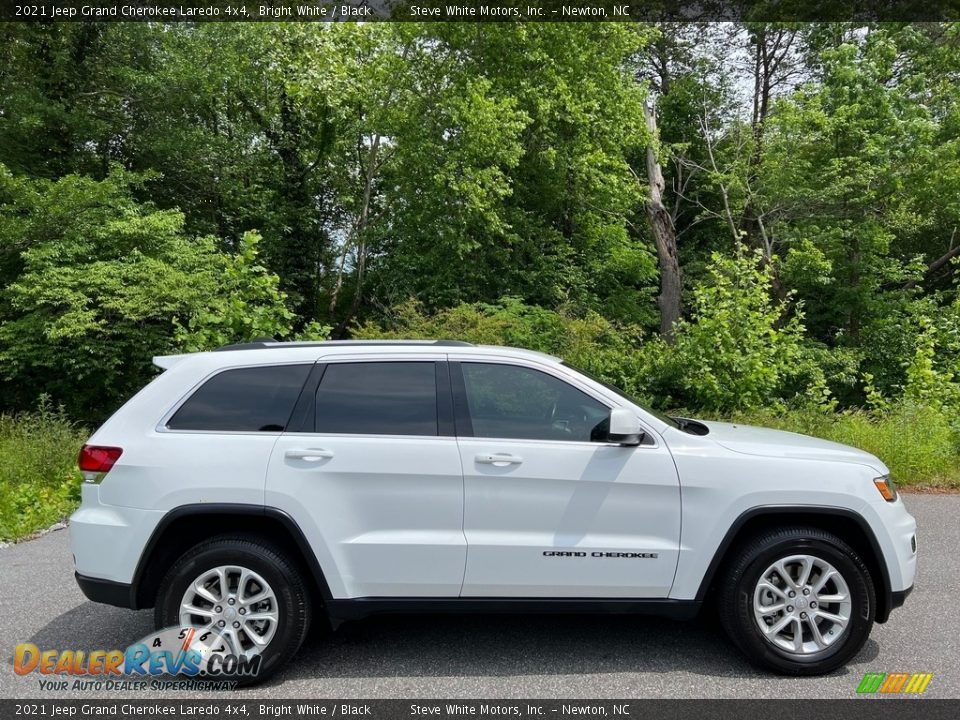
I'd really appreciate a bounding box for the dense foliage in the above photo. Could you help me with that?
[1,22,960,488]
[0,400,85,541]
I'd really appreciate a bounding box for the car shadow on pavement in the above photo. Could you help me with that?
[281,613,879,682]
[14,605,878,685]
[21,602,154,657]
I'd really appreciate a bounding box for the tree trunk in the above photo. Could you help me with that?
[643,101,682,342]
[330,132,382,338]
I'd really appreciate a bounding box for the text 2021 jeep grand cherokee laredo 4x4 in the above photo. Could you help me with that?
[70,340,917,682]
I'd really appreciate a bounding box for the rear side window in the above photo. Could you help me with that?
[315,362,437,436]
[167,364,311,432]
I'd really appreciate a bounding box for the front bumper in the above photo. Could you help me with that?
[891,584,914,611]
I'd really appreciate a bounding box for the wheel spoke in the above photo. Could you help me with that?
[214,567,228,601]
[220,628,241,656]
[757,580,787,598]
[236,568,253,602]
[182,604,214,618]
[806,616,828,649]
[755,601,786,616]
[792,618,804,653]
[193,581,219,605]
[815,609,848,626]
[243,622,270,646]
[243,610,278,623]
[775,561,798,589]
[764,614,793,636]
[243,589,270,606]
[797,557,814,587]
[816,592,848,603]
[812,569,836,594]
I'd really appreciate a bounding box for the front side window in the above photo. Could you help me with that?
[458,363,610,442]
[167,364,311,432]
[315,362,438,436]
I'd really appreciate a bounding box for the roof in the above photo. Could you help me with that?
[153,340,560,370]
[214,339,474,351]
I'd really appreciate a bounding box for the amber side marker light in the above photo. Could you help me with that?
[873,475,897,502]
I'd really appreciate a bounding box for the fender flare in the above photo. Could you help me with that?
[693,504,894,622]
[131,503,334,609]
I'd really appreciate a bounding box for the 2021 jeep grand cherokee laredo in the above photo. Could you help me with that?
[71,340,917,682]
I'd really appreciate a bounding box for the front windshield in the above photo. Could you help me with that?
[561,362,681,429]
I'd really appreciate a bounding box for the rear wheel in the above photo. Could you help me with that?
[155,535,311,685]
[718,526,875,675]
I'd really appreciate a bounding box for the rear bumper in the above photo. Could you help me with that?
[75,572,137,609]
[69,484,164,585]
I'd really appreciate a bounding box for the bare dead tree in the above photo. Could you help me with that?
[642,100,682,342]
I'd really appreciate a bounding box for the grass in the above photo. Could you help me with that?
[721,402,960,489]
[0,401,86,542]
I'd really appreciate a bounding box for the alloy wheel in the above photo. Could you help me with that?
[179,565,279,656]
[752,554,853,655]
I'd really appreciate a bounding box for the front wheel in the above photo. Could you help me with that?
[155,535,311,685]
[718,526,875,675]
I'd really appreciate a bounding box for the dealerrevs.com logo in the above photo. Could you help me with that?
[857,672,934,695]
[13,627,261,691]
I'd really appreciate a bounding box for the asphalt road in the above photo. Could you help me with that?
[1,494,956,700]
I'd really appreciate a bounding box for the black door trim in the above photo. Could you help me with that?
[325,597,701,623]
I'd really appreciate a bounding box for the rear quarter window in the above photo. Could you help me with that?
[167,364,311,432]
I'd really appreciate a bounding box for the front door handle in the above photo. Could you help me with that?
[475,453,523,466]
[285,448,334,461]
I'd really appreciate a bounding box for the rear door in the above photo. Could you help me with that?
[265,355,466,599]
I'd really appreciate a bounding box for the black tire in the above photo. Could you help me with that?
[717,525,875,675]
[155,535,311,686]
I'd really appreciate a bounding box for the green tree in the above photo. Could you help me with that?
[642,251,825,412]
[0,167,292,421]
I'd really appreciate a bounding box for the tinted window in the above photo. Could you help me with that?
[561,361,682,430]
[315,362,437,436]
[459,363,610,442]
[168,364,311,432]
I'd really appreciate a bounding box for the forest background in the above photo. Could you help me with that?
[2,22,959,538]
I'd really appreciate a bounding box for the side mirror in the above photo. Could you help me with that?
[608,408,643,446]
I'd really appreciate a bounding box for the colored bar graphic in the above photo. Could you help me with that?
[857,672,933,694]
[903,673,933,694]
[857,673,886,693]
[880,673,908,693]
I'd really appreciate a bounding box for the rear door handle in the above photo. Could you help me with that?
[475,453,523,466]
[285,448,334,461]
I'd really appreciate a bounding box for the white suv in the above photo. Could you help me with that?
[71,340,917,682]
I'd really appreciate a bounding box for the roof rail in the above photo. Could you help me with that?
[213,339,474,352]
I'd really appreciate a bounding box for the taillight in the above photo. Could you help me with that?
[78,445,123,483]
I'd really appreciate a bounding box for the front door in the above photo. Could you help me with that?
[454,360,681,598]
[266,357,466,599]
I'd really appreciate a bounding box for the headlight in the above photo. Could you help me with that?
[873,474,898,502]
